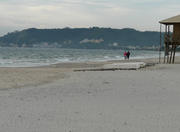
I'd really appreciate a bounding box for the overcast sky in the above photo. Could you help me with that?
[0,0,180,36]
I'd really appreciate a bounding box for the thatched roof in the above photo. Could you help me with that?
[160,15,180,24]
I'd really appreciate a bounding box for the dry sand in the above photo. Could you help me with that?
[0,57,180,132]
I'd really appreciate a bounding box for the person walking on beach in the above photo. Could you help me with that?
[126,51,130,60]
[124,51,127,60]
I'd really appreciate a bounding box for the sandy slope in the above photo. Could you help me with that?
[0,57,180,131]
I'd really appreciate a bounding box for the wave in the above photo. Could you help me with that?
[0,47,161,67]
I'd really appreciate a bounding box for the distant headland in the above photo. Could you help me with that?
[0,27,160,50]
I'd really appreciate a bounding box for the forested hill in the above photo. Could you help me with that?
[0,27,160,49]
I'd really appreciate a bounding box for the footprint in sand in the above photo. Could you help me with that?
[103,81,110,84]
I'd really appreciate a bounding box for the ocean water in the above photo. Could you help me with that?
[0,47,161,67]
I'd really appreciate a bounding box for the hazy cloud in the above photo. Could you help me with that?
[0,0,180,36]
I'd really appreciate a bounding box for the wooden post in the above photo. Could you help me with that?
[167,25,171,63]
[167,45,170,63]
[169,45,173,64]
[168,25,170,35]
[159,24,162,63]
[172,45,177,64]
[164,25,167,63]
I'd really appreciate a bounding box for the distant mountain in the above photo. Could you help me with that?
[0,27,160,49]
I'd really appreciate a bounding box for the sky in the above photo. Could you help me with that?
[0,0,180,36]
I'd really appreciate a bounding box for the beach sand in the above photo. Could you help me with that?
[0,56,180,131]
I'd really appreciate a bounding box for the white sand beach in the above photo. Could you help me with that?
[0,57,180,132]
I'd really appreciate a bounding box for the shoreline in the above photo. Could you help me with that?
[47,56,180,69]
[0,50,180,68]
[0,56,180,90]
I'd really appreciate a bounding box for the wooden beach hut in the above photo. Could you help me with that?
[159,15,180,64]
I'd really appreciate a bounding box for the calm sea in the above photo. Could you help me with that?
[0,47,161,67]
